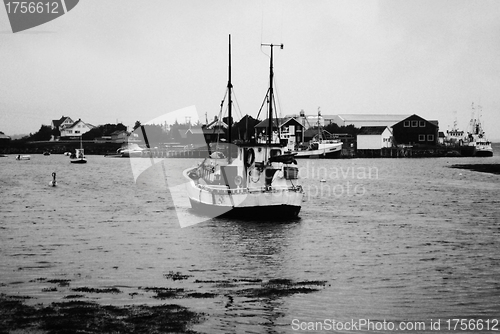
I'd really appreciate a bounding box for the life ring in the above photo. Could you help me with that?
[250,169,260,183]
[234,175,243,187]
[245,148,255,168]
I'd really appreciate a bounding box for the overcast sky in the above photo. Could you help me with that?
[1,0,499,140]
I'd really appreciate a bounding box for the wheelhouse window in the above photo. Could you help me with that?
[270,149,281,157]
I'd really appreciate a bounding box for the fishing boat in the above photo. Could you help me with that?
[295,138,342,158]
[117,143,144,157]
[15,155,31,160]
[70,137,87,164]
[445,121,465,146]
[182,35,304,219]
[289,109,342,159]
[463,103,493,157]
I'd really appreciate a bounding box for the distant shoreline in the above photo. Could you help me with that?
[449,164,500,175]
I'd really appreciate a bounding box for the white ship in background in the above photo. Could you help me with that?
[445,103,493,157]
[464,103,493,157]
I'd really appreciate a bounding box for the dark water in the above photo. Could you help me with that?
[1,149,500,333]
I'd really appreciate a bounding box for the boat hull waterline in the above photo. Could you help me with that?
[189,199,301,219]
[184,171,303,219]
[294,143,342,159]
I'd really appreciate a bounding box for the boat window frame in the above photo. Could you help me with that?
[270,149,282,157]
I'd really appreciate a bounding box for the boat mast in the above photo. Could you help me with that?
[477,104,483,136]
[317,107,321,141]
[300,109,305,143]
[469,102,477,135]
[261,42,283,145]
[227,34,232,162]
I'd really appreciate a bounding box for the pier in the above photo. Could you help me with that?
[356,146,476,158]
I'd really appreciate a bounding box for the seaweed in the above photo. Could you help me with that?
[237,278,327,298]
[47,279,71,287]
[63,294,85,299]
[163,271,193,281]
[186,292,217,299]
[141,287,185,299]
[71,287,122,294]
[0,294,204,334]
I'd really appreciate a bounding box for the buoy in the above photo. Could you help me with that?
[49,172,57,187]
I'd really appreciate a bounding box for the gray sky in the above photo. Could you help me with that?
[1,0,499,140]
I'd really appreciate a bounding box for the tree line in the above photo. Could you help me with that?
[7,116,359,145]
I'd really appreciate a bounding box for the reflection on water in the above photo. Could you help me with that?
[1,153,500,333]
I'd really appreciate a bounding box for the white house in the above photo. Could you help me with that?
[51,116,74,131]
[60,119,95,137]
[357,126,393,150]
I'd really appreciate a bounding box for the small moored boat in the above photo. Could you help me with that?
[70,137,87,164]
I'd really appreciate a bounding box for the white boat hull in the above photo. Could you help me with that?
[294,143,342,159]
[474,146,493,157]
[186,184,303,218]
[183,163,304,219]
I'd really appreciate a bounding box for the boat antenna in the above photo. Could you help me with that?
[477,104,483,135]
[317,107,321,140]
[261,42,283,145]
[469,102,476,135]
